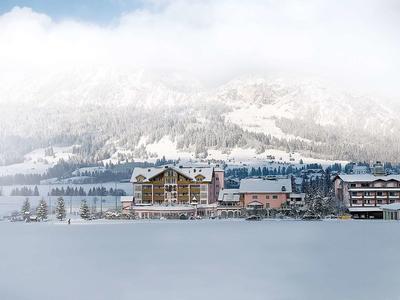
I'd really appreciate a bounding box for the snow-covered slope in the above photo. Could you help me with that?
[1,67,399,168]
[218,77,398,136]
[0,146,77,176]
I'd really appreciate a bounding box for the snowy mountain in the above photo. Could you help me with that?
[1,66,399,168]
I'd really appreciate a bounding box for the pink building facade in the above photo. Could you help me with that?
[217,177,305,218]
[243,192,290,209]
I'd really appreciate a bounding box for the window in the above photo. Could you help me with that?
[272,195,278,199]
[166,170,175,177]
[377,192,383,196]
[252,195,258,199]
[389,192,397,197]
[352,200,358,204]
[350,183,356,188]
[377,199,382,204]
[266,195,270,199]
[166,178,177,184]
[351,192,357,196]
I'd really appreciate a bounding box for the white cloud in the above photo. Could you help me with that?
[0,0,399,96]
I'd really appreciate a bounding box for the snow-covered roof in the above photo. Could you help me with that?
[352,166,369,173]
[338,174,400,183]
[120,196,133,202]
[348,207,382,212]
[218,189,241,202]
[72,166,107,176]
[290,193,305,199]
[240,178,292,193]
[380,203,400,211]
[130,165,214,183]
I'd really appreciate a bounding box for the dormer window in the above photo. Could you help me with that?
[195,174,205,182]
[136,175,146,182]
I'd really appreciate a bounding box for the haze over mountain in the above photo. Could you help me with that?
[1,1,400,166]
[1,65,400,166]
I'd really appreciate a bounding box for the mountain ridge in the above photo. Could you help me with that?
[1,67,399,166]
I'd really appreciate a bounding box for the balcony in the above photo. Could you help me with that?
[178,180,195,184]
[349,188,400,192]
[177,197,190,202]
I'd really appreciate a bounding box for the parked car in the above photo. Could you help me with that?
[245,215,262,221]
[179,214,189,220]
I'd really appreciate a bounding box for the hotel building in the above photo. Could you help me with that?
[123,164,224,218]
[334,162,400,218]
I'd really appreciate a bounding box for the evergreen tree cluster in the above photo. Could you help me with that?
[11,186,40,196]
[303,171,341,217]
[49,186,126,197]
[226,163,325,181]
[50,187,86,197]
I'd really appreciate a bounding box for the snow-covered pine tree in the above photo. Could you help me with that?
[33,185,40,196]
[36,198,48,221]
[304,182,315,210]
[21,198,31,220]
[55,197,66,221]
[322,187,338,216]
[80,200,90,220]
[312,186,325,216]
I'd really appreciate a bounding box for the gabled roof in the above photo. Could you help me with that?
[218,189,240,202]
[240,178,292,193]
[130,165,214,183]
[337,174,400,183]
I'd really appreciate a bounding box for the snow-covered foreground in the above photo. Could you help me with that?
[0,220,399,300]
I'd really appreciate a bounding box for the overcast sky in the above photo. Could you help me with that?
[0,0,399,96]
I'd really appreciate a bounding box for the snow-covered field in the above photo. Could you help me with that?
[0,146,77,176]
[0,220,399,300]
